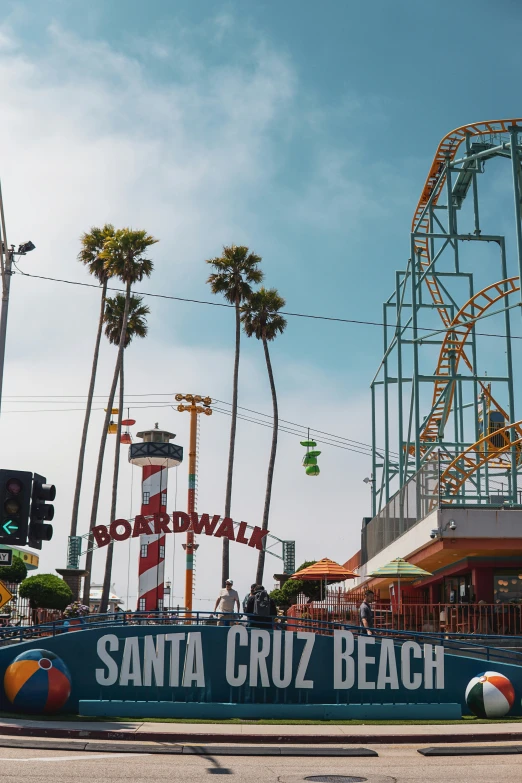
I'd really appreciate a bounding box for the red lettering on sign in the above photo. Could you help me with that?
[132,515,153,537]
[248,526,269,551]
[110,519,132,541]
[236,521,249,545]
[214,516,235,541]
[190,513,220,536]
[172,511,190,533]
[93,525,110,548]
[154,513,171,535]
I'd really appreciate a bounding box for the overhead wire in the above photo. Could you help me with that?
[13,270,522,340]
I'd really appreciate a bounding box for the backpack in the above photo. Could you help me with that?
[253,589,271,616]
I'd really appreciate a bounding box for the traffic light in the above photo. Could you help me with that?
[0,470,32,545]
[28,473,55,549]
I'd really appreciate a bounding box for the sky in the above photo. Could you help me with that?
[0,0,521,611]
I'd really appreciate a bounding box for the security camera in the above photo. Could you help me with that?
[448,520,456,531]
[430,529,438,540]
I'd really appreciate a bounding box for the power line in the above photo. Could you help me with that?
[1,391,395,455]
[15,271,522,339]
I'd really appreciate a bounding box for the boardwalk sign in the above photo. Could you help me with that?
[92,512,269,551]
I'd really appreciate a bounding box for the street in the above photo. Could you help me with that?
[0,744,520,783]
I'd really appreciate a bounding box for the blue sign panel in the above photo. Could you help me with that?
[0,625,520,719]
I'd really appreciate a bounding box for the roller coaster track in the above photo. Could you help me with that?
[409,119,522,483]
[437,421,522,501]
[419,277,520,444]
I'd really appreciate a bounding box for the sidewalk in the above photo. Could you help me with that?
[0,716,521,745]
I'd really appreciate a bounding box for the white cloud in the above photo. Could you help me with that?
[0,19,373,610]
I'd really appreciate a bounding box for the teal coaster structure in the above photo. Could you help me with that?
[370,119,522,521]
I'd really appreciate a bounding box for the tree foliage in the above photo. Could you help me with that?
[78,224,116,284]
[240,287,287,342]
[0,555,27,584]
[206,245,263,305]
[103,294,149,347]
[270,561,321,607]
[19,575,73,610]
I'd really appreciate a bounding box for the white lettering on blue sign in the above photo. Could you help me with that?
[94,629,445,692]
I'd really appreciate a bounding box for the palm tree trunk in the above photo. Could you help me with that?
[69,279,107,541]
[99,357,124,614]
[222,295,241,586]
[256,336,278,585]
[82,280,132,607]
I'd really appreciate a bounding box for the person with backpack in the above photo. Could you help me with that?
[243,584,257,614]
[246,584,277,629]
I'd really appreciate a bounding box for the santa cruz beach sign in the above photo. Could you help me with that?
[2,624,521,719]
[91,512,269,551]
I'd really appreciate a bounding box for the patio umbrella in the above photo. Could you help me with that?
[290,558,357,600]
[369,557,432,608]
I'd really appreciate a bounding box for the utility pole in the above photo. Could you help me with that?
[0,181,35,417]
[176,394,212,612]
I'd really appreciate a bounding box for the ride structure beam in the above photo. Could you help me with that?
[370,118,522,516]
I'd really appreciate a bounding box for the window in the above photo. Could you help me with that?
[157,599,163,611]
[161,490,167,507]
[143,491,150,505]
[140,544,148,558]
[159,545,165,559]
[138,598,146,611]
[494,573,522,604]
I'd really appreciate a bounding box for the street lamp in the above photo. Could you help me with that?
[0,180,35,417]
[164,579,171,611]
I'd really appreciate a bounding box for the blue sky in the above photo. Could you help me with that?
[0,0,521,606]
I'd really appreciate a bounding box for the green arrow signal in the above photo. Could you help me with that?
[2,520,18,535]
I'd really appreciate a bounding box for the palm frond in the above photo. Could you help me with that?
[103,294,150,347]
[240,287,287,341]
[100,228,158,284]
[205,245,263,305]
[78,224,116,283]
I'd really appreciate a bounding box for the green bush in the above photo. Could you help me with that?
[0,555,27,584]
[19,574,73,610]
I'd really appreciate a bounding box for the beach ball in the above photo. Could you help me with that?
[4,649,71,714]
[465,671,515,718]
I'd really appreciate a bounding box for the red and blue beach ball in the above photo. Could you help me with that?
[465,671,515,718]
[4,649,72,714]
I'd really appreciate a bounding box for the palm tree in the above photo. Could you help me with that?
[69,224,115,546]
[206,246,263,586]
[240,287,287,584]
[83,229,157,606]
[99,294,149,614]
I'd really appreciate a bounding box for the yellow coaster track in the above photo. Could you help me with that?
[420,277,520,444]
[409,119,522,495]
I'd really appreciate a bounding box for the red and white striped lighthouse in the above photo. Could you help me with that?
[129,424,183,611]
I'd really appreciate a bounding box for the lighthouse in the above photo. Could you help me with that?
[129,424,183,611]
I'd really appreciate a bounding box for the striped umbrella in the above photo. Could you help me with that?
[369,557,431,608]
[290,558,357,601]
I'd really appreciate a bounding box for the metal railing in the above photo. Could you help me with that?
[0,610,520,667]
[289,601,522,637]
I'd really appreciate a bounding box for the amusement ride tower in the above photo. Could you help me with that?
[370,118,522,522]
[129,424,183,611]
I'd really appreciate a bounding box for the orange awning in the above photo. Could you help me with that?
[290,558,357,582]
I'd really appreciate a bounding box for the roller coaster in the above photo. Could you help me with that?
[371,119,522,518]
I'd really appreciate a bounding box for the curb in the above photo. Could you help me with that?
[0,736,378,756]
[0,724,521,745]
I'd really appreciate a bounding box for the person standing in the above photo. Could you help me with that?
[214,579,240,626]
[359,590,374,635]
[246,584,277,629]
[243,584,257,614]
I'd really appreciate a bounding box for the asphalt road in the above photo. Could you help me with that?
[0,744,520,783]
